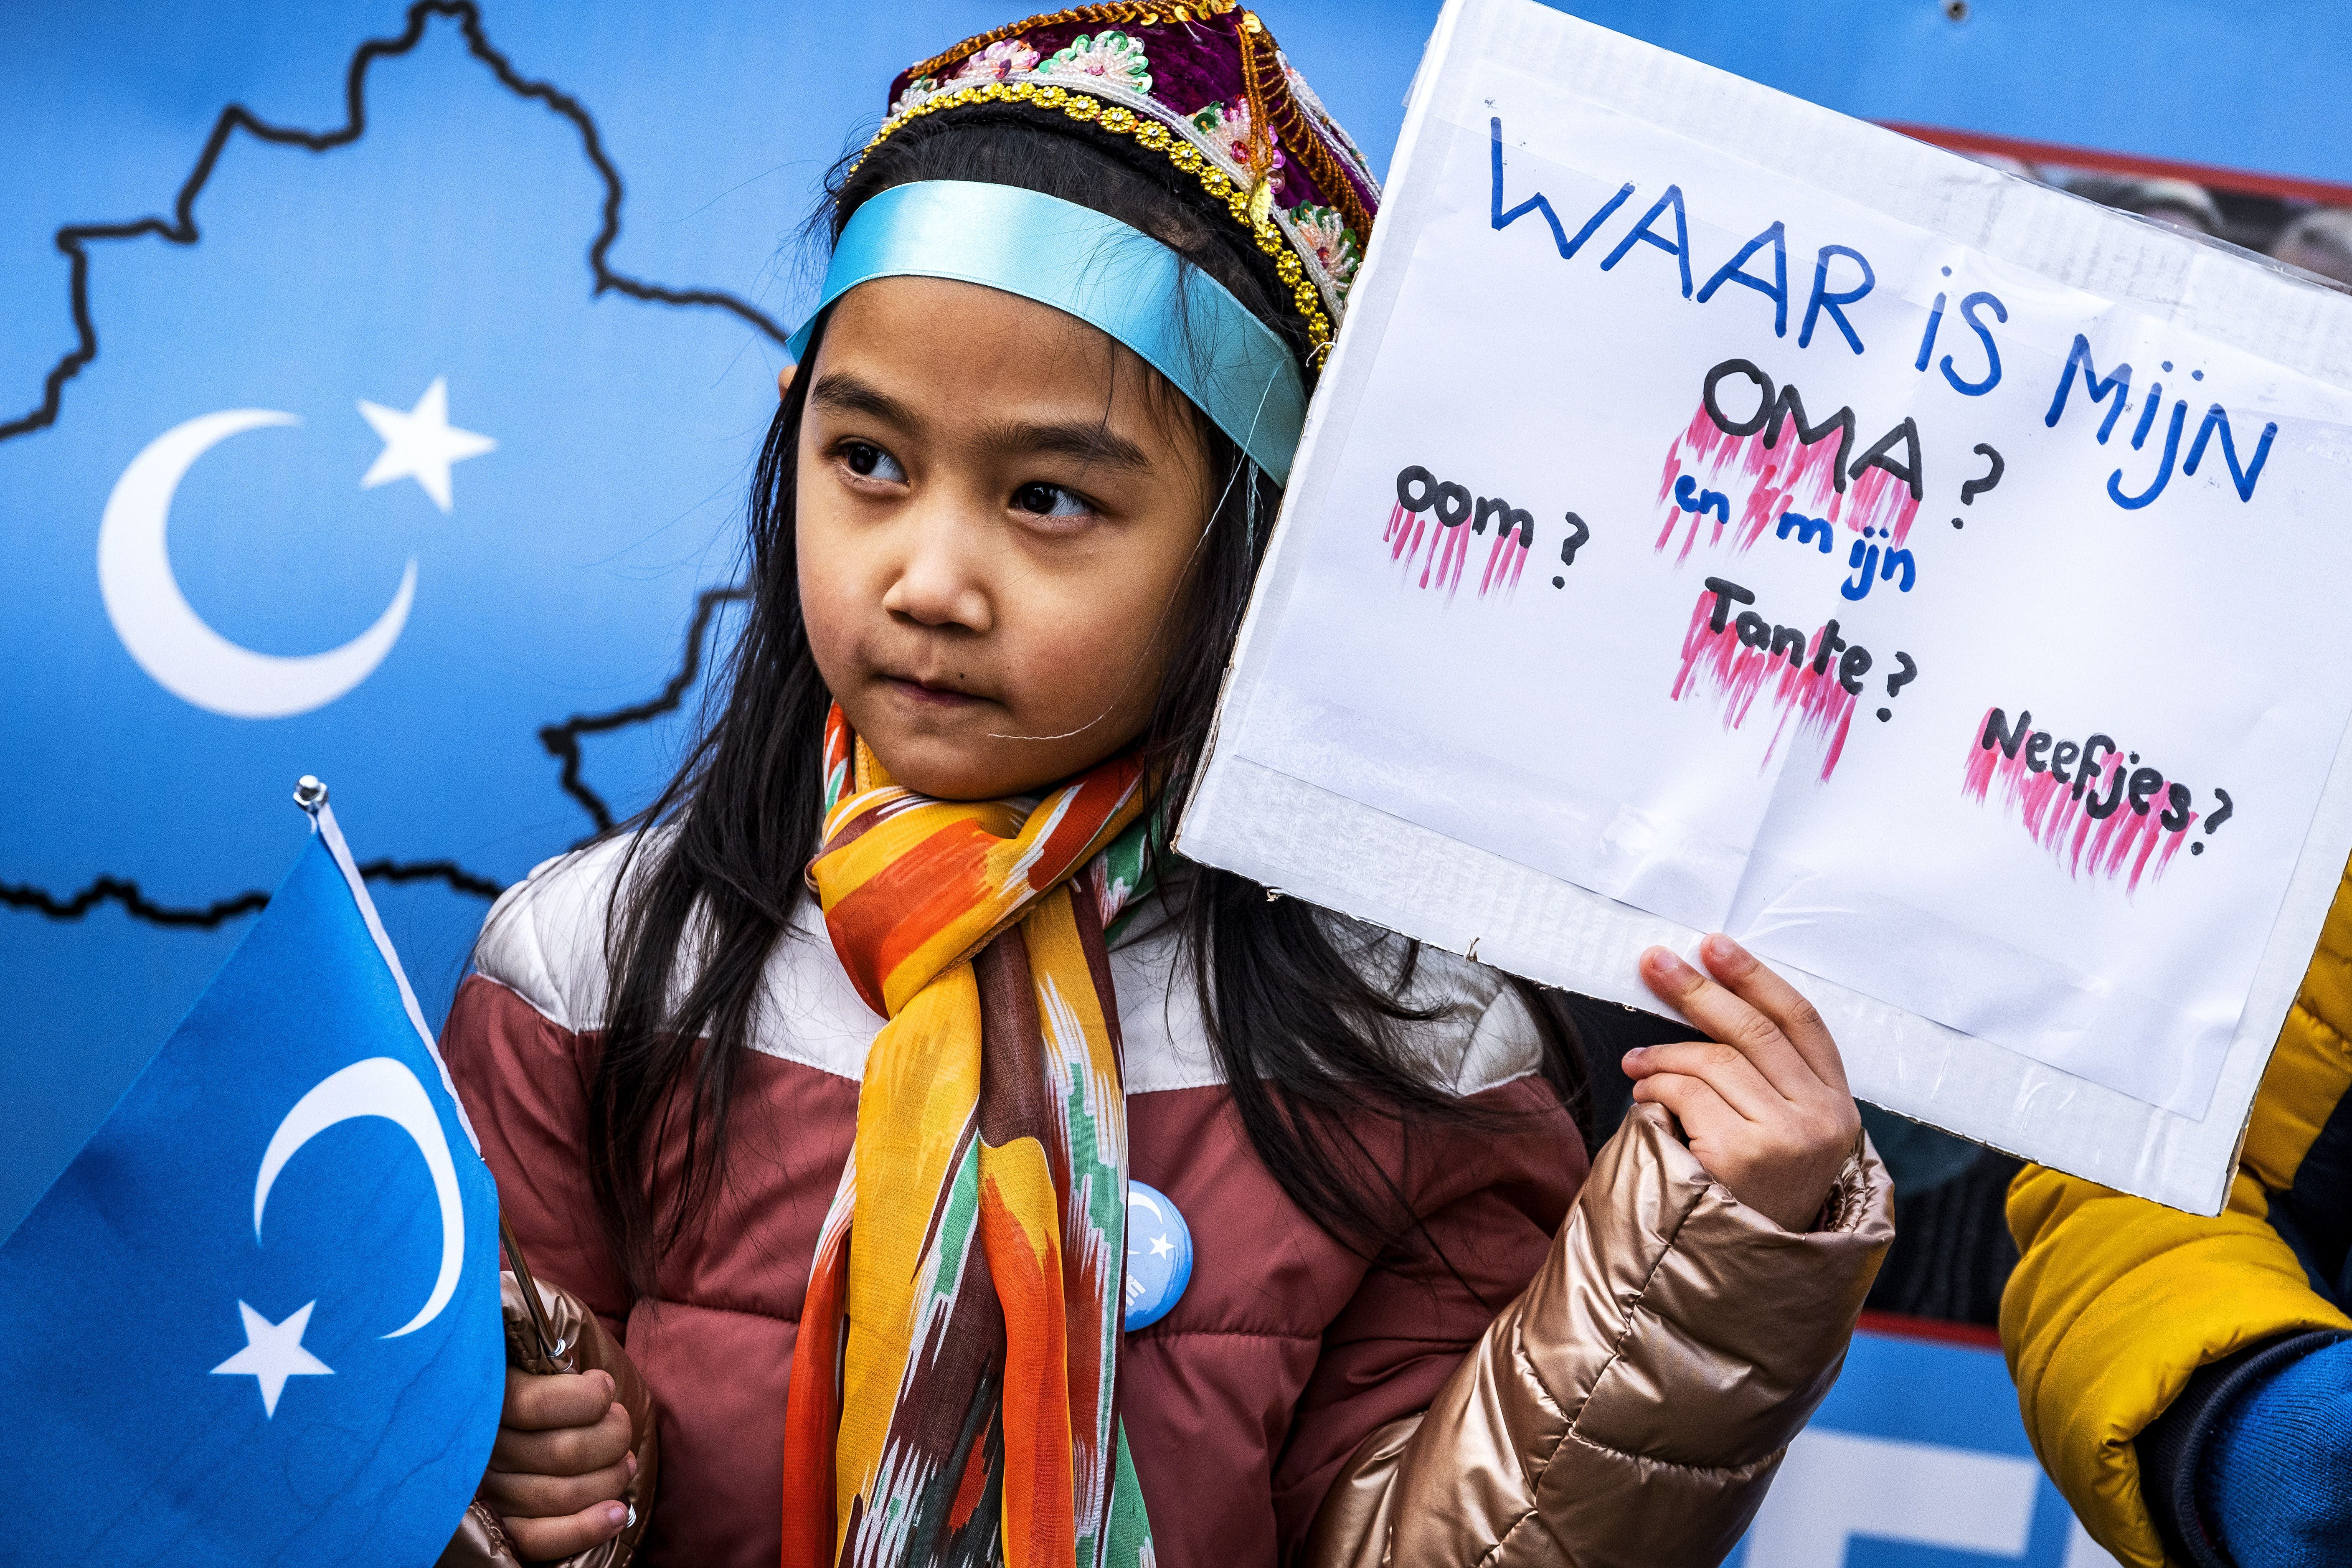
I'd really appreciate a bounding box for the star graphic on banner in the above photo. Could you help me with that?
[1147,1233,1175,1259]
[357,376,496,513]
[211,1299,334,1417]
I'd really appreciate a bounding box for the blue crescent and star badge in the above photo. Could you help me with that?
[1123,1180,1192,1332]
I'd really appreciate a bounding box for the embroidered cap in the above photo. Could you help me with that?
[860,2,1383,359]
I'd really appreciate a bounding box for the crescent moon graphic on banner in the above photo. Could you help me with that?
[254,1057,465,1340]
[98,408,416,718]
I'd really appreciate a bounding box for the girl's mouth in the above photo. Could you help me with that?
[884,675,983,708]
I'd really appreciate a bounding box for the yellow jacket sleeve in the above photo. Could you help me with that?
[2001,864,2352,1568]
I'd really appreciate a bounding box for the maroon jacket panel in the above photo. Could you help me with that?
[443,972,1586,1568]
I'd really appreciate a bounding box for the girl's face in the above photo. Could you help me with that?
[796,275,1216,801]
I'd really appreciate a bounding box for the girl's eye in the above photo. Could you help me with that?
[841,441,905,482]
[1010,481,1094,520]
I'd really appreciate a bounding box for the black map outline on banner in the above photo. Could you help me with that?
[3,0,789,924]
[1,0,789,445]
[0,856,500,929]
[540,583,750,836]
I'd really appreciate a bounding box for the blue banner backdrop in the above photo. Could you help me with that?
[1731,1317,2124,1568]
[5,0,2343,1253]
[0,0,1436,1237]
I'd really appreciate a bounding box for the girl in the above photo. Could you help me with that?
[439,8,1892,1567]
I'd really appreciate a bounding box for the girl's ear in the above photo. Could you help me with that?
[777,363,798,402]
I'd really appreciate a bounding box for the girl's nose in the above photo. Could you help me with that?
[878,508,993,634]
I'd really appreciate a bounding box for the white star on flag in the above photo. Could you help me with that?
[211,1299,334,1417]
[357,376,496,513]
[1148,1233,1175,1259]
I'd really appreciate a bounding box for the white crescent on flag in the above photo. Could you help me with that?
[253,1056,465,1339]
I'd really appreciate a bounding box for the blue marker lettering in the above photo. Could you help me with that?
[1695,221,1790,336]
[1915,292,1947,371]
[1600,185,1695,298]
[1939,291,2007,396]
[1776,511,1834,553]
[2045,335,2133,441]
[2108,400,2187,509]
[1841,538,1879,600]
[1800,245,1875,353]
[2131,378,2165,449]
[2183,404,2280,502]
[1488,117,1631,260]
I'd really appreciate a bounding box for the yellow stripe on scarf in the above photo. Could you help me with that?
[837,964,985,1509]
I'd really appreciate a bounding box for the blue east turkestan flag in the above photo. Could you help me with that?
[0,785,503,1565]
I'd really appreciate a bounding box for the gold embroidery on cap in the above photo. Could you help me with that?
[853,77,1335,350]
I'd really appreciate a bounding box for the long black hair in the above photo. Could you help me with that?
[572,106,1592,1295]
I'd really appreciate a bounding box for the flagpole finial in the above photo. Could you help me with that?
[293,776,330,814]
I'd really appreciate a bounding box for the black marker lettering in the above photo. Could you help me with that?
[1837,644,1872,695]
[1702,576,1755,634]
[1395,465,1437,511]
[1702,359,1773,437]
[1980,707,2033,760]
[2078,735,2118,807]
[1811,618,1847,676]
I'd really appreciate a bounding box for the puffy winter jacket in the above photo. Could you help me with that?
[441,837,1892,1566]
[2003,860,2352,1567]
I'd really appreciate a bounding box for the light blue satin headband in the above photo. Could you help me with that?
[784,180,1307,485]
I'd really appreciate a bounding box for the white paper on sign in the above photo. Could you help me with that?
[1176,0,2352,1214]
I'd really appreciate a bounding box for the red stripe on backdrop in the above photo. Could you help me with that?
[1857,1309,2002,1351]
[1883,121,2352,206]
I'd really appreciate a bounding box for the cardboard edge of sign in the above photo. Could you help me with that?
[1175,0,2352,1216]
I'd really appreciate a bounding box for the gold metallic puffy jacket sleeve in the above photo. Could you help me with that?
[1306,1104,1893,1568]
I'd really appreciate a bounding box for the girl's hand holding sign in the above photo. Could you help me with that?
[1630,936,1866,1233]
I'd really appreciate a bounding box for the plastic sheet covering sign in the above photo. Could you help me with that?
[1176,0,2352,1215]
[1728,1317,2125,1568]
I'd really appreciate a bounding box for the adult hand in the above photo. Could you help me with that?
[1626,934,1862,1232]
[480,1365,636,1559]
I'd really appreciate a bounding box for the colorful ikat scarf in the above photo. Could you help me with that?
[781,705,1158,1568]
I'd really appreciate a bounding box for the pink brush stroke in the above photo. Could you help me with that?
[1961,709,2197,893]
[1384,502,1529,601]
[1655,399,1920,564]
[1670,589,1859,781]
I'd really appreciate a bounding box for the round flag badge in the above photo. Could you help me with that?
[1124,1181,1193,1332]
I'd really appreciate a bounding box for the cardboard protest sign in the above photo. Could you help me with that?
[1177,0,2352,1213]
